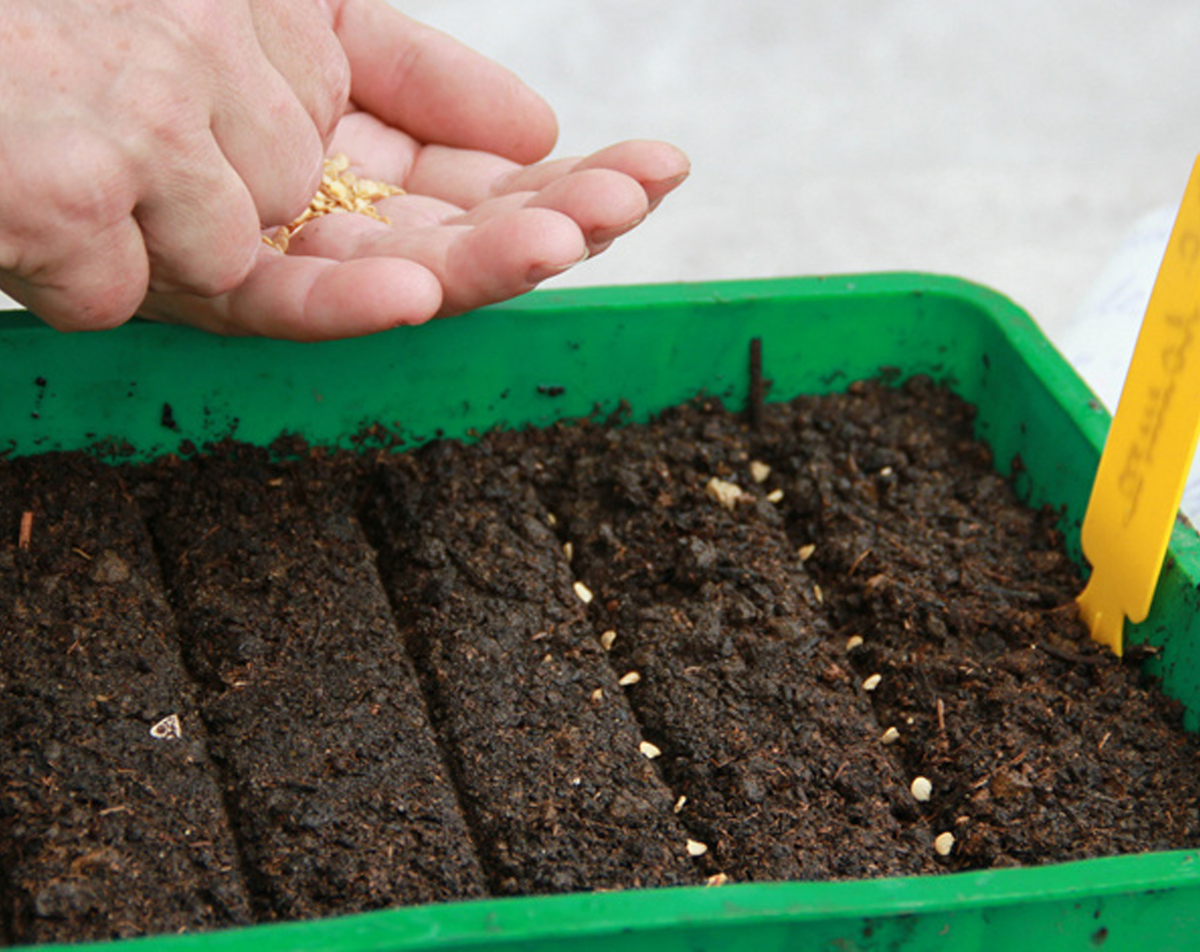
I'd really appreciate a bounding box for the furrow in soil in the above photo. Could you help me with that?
[761,377,1200,868]
[536,403,939,882]
[0,455,252,944]
[360,438,706,896]
[135,445,486,921]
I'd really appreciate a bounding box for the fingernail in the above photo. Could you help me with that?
[590,214,646,246]
[527,251,588,285]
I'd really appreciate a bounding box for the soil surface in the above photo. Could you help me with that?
[3,377,1200,945]
[0,455,251,945]
[135,445,487,922]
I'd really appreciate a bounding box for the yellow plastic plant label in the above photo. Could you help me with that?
[1078,154,1200,656]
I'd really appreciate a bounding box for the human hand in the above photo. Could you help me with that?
[0,0,351,331]
[137,1,690,341]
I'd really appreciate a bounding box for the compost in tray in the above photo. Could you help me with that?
[2,377,1199,946]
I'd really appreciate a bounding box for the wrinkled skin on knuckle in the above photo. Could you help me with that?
[23,267,146,333]
[248,0,351,142]
[140,189,261,297]
[164,0,250,52]
[70,279,145,331]
[6,133,136,262]
[185,230,259,297]
[117,68,211,167]
[307,32,352,142]
[255,88,328,222]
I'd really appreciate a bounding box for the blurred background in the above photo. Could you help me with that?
[393,0,1200,398]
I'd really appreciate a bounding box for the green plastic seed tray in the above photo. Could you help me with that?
[4,274,1200,951]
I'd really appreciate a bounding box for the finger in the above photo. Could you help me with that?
[282,194,463,256]
[277,203,585,316]
[250,0,351,147]
[135,141,264,296]
[447,170,648,252]
[498,140,692,208]
[403,139,690,213]
[435,209,587,314]
[331,0,558,164]
[521,169,648,248]
[0,216,149,332]
[404,144,524,208]
[209,49,327,226]
[139,249,443,341]
[326,109,421,185]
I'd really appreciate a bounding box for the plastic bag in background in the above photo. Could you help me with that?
[1058,206,1200,522]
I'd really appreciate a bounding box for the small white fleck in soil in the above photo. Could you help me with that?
[639,740,662,759]
[910,776,933,802]
[573,581,594,604]
[880,726,901,745]
[934,831,956,856]
[798,543,817,561]
[766,489,785,503]
[618,671,641,687]
[149,714,182,740]
[750,460,772,483]
[686,839,709,857]
[673,795,688,813]
[600,629,617,651]
[862,673,882,692]
[846,635,864,650]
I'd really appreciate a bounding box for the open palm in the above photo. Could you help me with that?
[140,1,688,341]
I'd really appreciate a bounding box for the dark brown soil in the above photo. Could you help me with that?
[752,378,1200,867]
[359,440,703,895]
[0,455,251,945]
[528,406,940,881]
[3,377,1200,945]
[134,445,488,922]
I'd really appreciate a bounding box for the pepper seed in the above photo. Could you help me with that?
[934,831,956,856]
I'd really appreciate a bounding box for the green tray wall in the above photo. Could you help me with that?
[3,274,1199,951]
